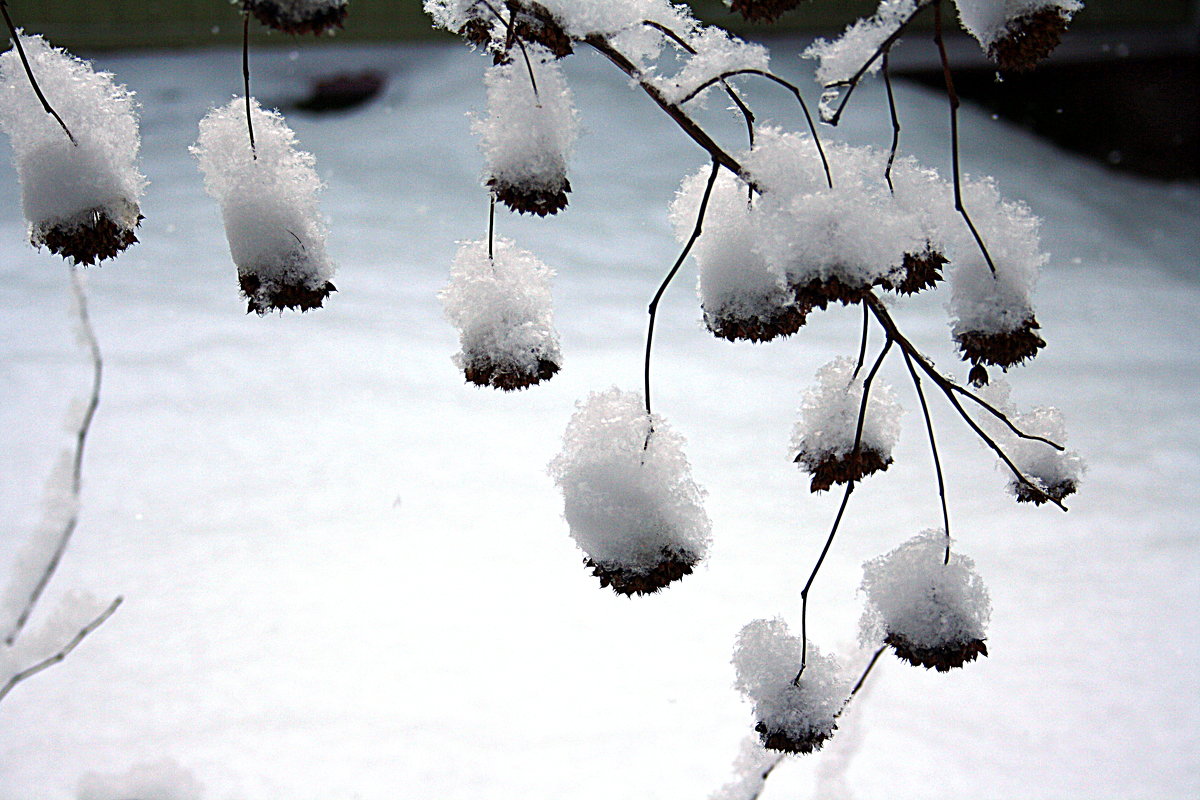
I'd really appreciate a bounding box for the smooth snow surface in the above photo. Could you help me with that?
[0,38,1198,800]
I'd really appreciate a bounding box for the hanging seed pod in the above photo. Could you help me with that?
[955,317,1046,369]
[733,619,850,754]
[548,389,710,596]
[955,0,1081,72]
[193,98,336,314]
[890,246,948,295]
[510,1,574,59]
[0,34,145,266]
[239,0,349,36]
[860,529,992,672]
[729,0,806,24]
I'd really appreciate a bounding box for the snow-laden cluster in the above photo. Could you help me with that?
[709,737,781,800]
[653,26,769,107]
[0,34,145,266]
[475,53,578,216]
[193,98,336,314]
[978,380,1083,505]
[860,529,991,671]
[77,758,203,800]
[791,357,903,493]
[239,0,349,36]
[440,237,562,391]
[955,0,1082,71]
[733,618,851,754]
[548,389,710,596]
[947,176,1046,371]
[805,0,922,88]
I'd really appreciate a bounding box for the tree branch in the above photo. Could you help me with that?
[0,0,77,145]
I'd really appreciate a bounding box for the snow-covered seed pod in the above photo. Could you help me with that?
[955,0,1082,72]
[733,619,851,754]
[860,529,991,671]
[669,168,803,344]
[475,51,578,217]
[548,389,710,596]
[510,2,574,60]
[440,237,562,391]
[792,357,902,493]
[193,98,336,314]
[238,0,349,36]
[978,380,1083,505]
[729,0,805,24]
[892,246,948,295]
[0,35,145,266]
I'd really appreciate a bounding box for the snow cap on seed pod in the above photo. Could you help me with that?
[193,97,336,314]
[860,529,991,671]
[792,356,902,493]
[474,49,578,216]
[669,166,801,343]
[955,0,1082,71]
[733,618,851,754]
[548,389,710,596]
[741,129,935,312]
[946,175,1046,370]
[0,34,145,266]
[977,379,1083,505]
[728,0,806,25]
[237,0,349,36]
[440,237,562,391]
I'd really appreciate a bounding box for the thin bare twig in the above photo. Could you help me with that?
[644,157,720,416]
[0,0,77,145]
[0,596,122,706]
[883,53,901,192]
[487,194,496,259]
[901,347,952,563]
[5,268,103,647]
[242,13,256,158]
[796,337,894,683]
[853,303,869,379]
[845,644,887,705]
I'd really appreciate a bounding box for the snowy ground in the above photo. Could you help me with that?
[1,37,1198,800]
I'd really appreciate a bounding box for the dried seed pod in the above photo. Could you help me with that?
[955,317,1046,369]
[584,547,700,597]
[729,0,806,24]
[891,246,948,295]
[239,0,349,36]
[510,1,574,59]
[987,6,1073,72]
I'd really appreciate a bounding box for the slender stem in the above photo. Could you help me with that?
[0,0,76,145]
[4,268,103,647]
[0,596,122,706]
[487,195,496,259]
[883,53,901,192]
[677,68,831,188]
[865,293,1068,511]
[901,347,952,563]
[796,337,894,683]
[242,13,256,158]
[844,645,887,706]
[853,303,869,379]
[932,0,996,275]
[644,157,719,415]
[642,20,756,150]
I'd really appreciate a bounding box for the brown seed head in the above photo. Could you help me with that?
[239,272,336,314]
[755,720,835,755]
[489,175,571,216]
[35,207,141,266]
[796,447,893,493]
[704,302,808,343]
[955,317,1046,369]
[988,7,1071,72]
[885,632,988,672]
[585,548,698,596]
[462,351,560,391]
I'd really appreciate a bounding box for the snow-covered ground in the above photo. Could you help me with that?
[1,37,1198,800]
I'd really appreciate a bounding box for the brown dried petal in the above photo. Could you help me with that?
[585,548,698,596]
[239,272,336,314]
[489,175,571,216]
[987,7,1070,72]
[462,351,560,391]
[730,0,806,24]
[796,447,892,493]
[955,317,1046,369]
[241,0,348,36]
[885,632,988,672]
[34,207,141,266]
[755,720,835,755]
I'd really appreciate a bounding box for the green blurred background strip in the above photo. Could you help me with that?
[5,0,1197,51]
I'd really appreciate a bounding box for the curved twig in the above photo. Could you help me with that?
[901,347,952,563]
[882,52,901,192]
[242,13,256,158]
[0,0,77,145]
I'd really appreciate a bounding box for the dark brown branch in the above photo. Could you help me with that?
[844,645,887,706]
[865,293,1068,511]
[487,194,496,259]
[901,347,952,563]
[883,52,901,192]
[853,303,869,379]
[0,0,76,145]
[5,268,103,647]
[677,68,831,188]
[0,596,122,706]
[242,13,256,158]
[933,0,996,275]
[644,157,720,415]
[796,337,894,683]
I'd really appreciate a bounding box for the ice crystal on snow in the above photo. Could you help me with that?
[193,98,336,314]
[549,389,710,595]
[733,618,850,754]
[860,529,991,671]
[440,237,562,391]
[0,34,145,265]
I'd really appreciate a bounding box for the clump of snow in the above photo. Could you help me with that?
[77,758,203,800]
[732,618,851,754]
[654,26,769,106]
[440,237,562,391]
[192,97,336,314]
[977,380,1084,504]
[475,51,578,216]
[0,34,145,265]
[548,389,710,595]
[954,0,1081,48]
[239,0,349,36]
[669,166,797,342]
[791,356,902,492]
[805,0,921,88]
[708,736,782,800]
[860,529,991,671]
